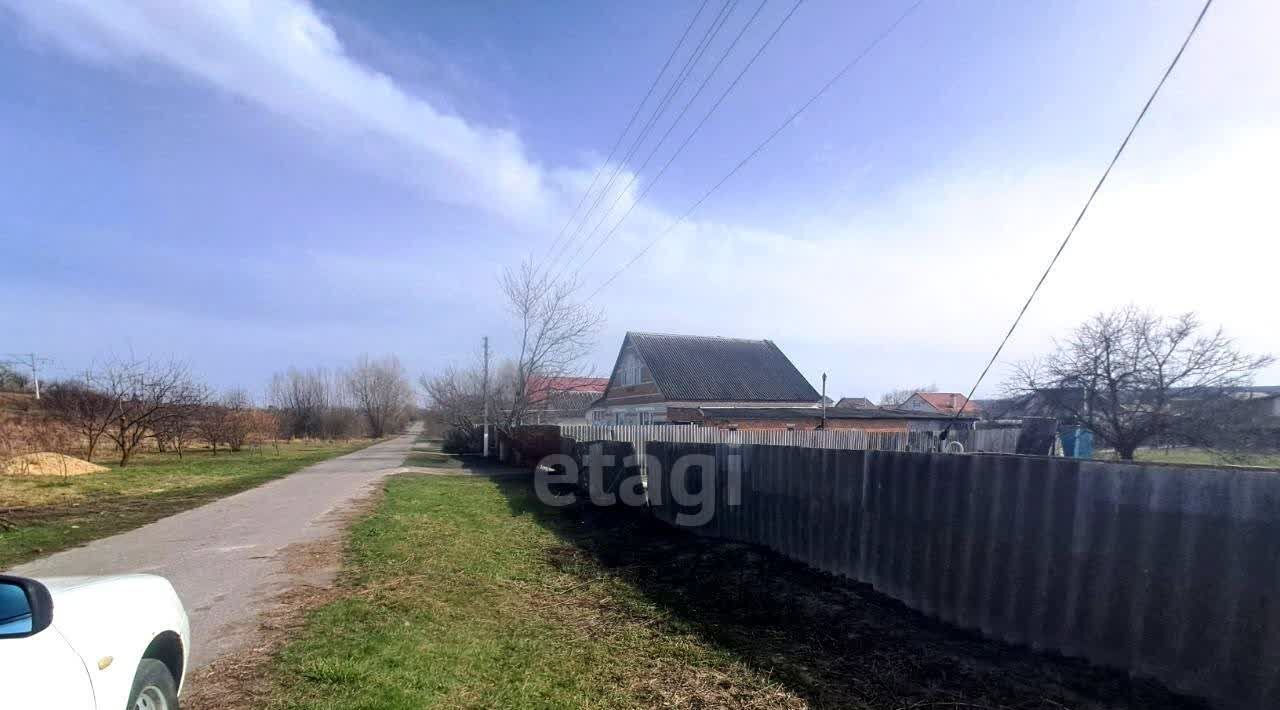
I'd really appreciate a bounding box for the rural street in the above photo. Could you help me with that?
[8,429,418,668]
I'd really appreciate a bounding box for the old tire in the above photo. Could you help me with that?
[127,658,179,710]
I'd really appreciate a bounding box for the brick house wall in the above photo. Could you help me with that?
[667,406,913,432]
[705,418,908,432]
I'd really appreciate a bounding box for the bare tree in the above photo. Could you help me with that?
[220,389,256,452]
[0,364,31,393]
[1006,307,1274,460]
[878,384,937,408]
[152,387,206,460]
[92,357,203,467]
[345,355,413,438]
[323,370,365,440]
[420,361,495,452]
[195,402,227,455]
[43,380,116,461]
[321,405,362,440]
[245,409,280,451]
[268,367,332,439]
[500,262,603,429]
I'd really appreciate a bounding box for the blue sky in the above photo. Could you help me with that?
[2,0,1277,401]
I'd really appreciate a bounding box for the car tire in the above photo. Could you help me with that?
[126,658,179,710]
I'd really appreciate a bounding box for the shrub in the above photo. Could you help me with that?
[441,427,480,454]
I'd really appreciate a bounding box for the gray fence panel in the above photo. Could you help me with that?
[628,441,1280,709]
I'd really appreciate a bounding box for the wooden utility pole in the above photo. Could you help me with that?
[482,336,491,458]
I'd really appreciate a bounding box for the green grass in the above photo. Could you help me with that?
[266,475,1196,710]
[1123,447,1280,469]
[401,450,452,467]
[267,476,793,710]
[0,440,374,568]
[401,439,514,474]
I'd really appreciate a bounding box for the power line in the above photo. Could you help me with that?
[552,0,781,279]
[941,0,1214,438]
[533,0,713,279]
[562,0,803,279]
[541,0,740,281]
[586,0,926,298]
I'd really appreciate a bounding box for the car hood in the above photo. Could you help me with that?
[40,574,160,598]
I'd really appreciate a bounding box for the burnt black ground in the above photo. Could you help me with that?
[502,480,1207,710]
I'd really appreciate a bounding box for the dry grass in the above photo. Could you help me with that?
[1,452,109,476]
[182,490,387,710]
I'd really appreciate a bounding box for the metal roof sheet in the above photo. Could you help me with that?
[628,331,821,403]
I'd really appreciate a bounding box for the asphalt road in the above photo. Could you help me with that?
[9,429,418,668]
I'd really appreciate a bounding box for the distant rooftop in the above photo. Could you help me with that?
[526,376,608,404]
[698,406,975,422]
[834,396,877,410]
[913,392,981,416]
[624,331,820,403]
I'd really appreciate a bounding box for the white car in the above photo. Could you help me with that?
[0,573,190,709]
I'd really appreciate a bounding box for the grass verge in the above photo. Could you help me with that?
[1129,447,1280,468]
[265,474,1201,709]
[0,440,375,568]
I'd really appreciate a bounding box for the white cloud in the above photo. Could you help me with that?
[6,0,1277,396]
[2,0,553,224]
[594,122,1280,394]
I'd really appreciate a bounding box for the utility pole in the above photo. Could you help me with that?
[481,336,490,458]
[5,353,46,400]
[821,372,827,430]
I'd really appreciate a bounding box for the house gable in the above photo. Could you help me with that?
[901,393,940,413]
[596,334,665,407]
[902,392,979,416]
[595,331,820,409]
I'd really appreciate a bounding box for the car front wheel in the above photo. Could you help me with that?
[127,658,179,710]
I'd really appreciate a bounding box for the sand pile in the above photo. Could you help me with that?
[1,452,109,476]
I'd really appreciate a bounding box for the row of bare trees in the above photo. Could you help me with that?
[267,355,413,440]
[40,358,281,466]
[44,358,203,466]
[190,389,278,456]
[35,354,414,467]
[0,363,31,393]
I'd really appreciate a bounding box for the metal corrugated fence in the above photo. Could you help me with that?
[638,442,1280,709]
